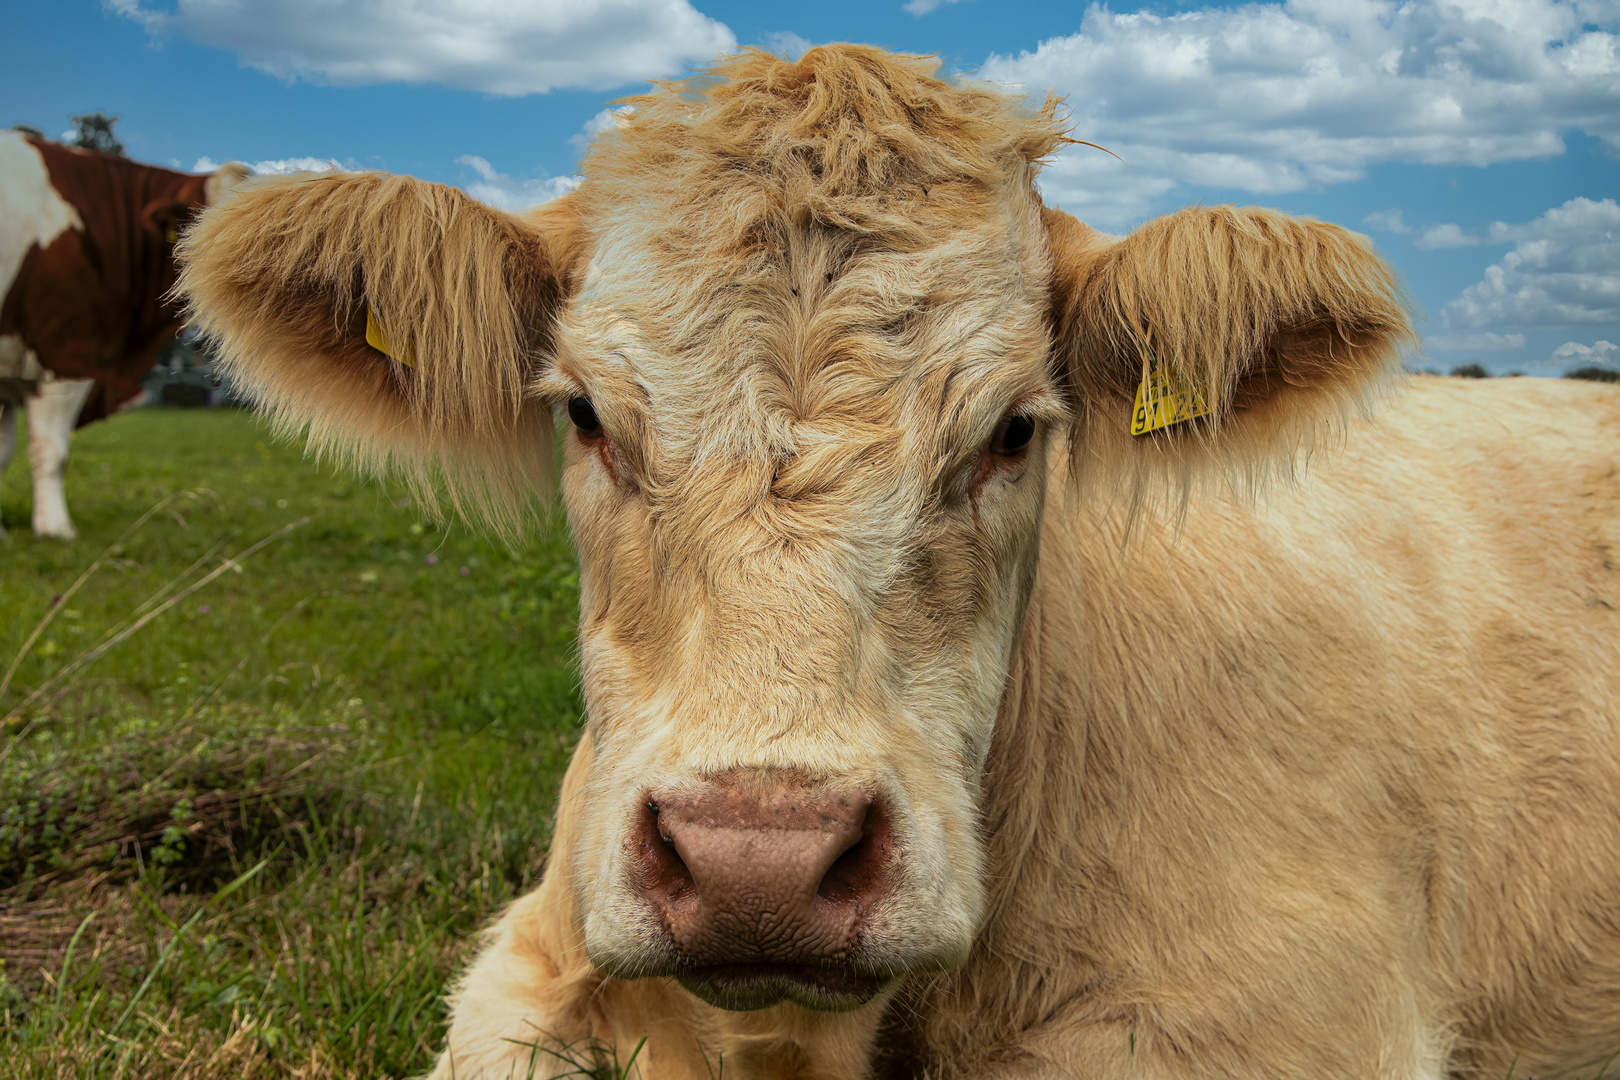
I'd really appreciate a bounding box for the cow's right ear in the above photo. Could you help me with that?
[177,172,583,534]
[204,162,252,206]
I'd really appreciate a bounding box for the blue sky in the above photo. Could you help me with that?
[6,0,1616,374]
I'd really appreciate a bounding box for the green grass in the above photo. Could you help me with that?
[0,407,626,1078]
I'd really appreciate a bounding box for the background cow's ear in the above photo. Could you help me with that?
[1044,204,1415,504]
[143,199,193,245]
[176,172,583,537]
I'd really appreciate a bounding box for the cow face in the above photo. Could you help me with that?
[539,166,1067,1009]
[178,46,1410,1018]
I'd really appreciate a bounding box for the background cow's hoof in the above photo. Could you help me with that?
[31,520,77,541]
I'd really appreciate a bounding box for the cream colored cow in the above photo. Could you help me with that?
[178,46,1620,1080]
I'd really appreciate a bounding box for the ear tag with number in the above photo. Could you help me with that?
[365,307,416,369]
[1131,355,1213,436]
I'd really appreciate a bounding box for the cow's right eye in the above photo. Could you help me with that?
[989,413,1035,457]
[568,397,602,438]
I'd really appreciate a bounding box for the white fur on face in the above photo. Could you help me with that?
[543,174,1066,983]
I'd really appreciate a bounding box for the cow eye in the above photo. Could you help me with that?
[989,413,1035,456]
[567,396,602,438]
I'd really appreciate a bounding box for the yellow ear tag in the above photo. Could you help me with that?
[1131,357,1214,436]
[163,223,180,243]
[365,307,415,369]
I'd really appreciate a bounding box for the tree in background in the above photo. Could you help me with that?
[1567,367,1620,383]
[1450,363,1490,378]
[68,112,124,156]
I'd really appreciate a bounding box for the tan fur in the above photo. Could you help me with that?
[897,376,1620,1080]
[176,45,1619,1080]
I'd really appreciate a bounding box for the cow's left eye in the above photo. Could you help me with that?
[989,414,1035,456]
[568,396,603,439]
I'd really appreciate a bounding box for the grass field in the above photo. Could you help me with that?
[0,407,599,1078]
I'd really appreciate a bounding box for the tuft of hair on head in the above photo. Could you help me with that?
[176,170,572,541]
[1047,203,1418,519]
[581,44,1068,244]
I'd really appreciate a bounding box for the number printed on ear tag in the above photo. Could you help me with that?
[365,307,416,369]
[1131,360,1213,436]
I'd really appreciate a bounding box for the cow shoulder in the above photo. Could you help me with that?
[0,132,84,305]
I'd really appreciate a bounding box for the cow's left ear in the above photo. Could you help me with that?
[144,163,250,243]
[177,171,585,536]
[143,199,194,245]
[1044,204,1415,499]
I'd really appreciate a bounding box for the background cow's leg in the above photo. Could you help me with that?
[0,400,15,535]
[25,374,94,539]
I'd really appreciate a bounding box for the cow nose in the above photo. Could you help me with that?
[632,778,890,967]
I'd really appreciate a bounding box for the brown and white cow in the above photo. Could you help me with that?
[179,46,1620,1080]
[0,132,247,538]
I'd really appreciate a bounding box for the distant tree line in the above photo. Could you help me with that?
[1438,363,1618,382]
[8,111,125,156]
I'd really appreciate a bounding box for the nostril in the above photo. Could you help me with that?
[649,801,677,847]
[817,798,890,908]
[636,799,695,900]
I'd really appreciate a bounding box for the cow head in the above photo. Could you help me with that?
[178,46,1410,1015]
[130,159,254,361]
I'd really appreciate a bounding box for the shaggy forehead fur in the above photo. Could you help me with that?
[552,47,1069,514]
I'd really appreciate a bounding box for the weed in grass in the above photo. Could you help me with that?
[497,1032,649,1080]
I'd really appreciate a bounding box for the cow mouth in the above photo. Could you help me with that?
[674,962,891,1012]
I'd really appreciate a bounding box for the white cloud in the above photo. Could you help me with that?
[194,155,350,174]
[1552,338,1619,362]
[763,32,813,60]
[1519,337,1620,372]
[456,155,578,211]
[1415,222,1480,249]
[1027,148,1179,230]
[250,156,349,174]
[1442,197,1620,330]
[905,0,966,14]
[981,0,1620,227]
[190,152,571,210]
[1426,331,1527,352]
[570,106,635,153]
[110,0,737,95]
[1363,208,1412,234]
